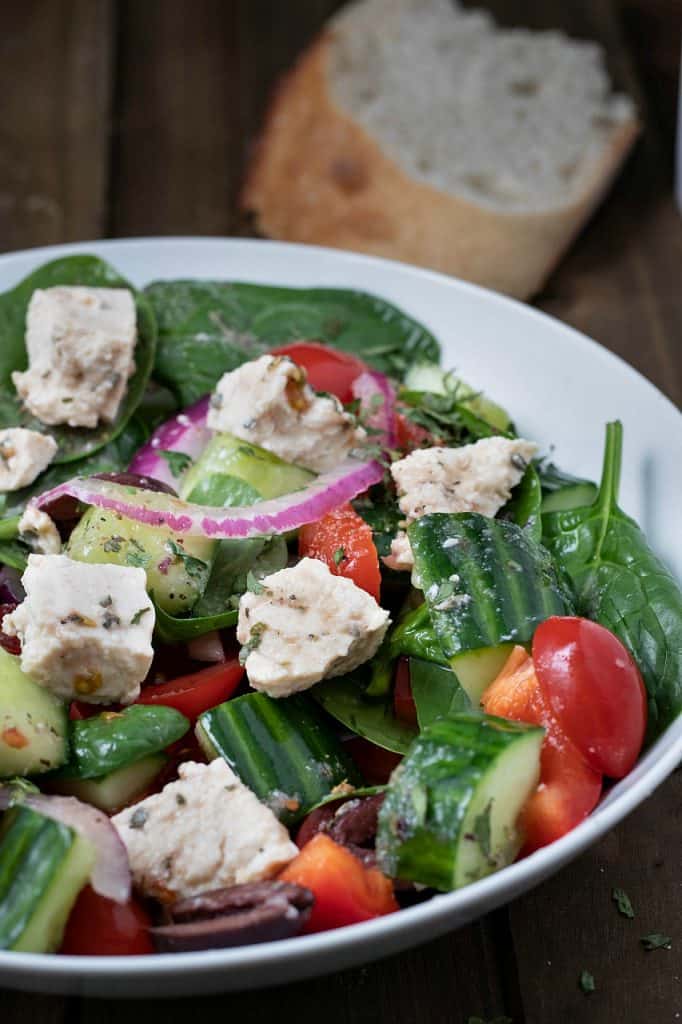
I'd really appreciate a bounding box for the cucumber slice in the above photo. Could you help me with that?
[67,507,214,616]
[180,434,313,504]
[52,705,188,781]
[376,712,544,890]
[409,512,572,661]
[402,365,511,433]
[0,806,95,952]
[451,644,516,704]
[0,649,68,778]
[541,482,598,513]
[46,752,166,813]
[197,693,362,825]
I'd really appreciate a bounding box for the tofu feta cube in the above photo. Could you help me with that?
[13,286,137,428]
[2,554,154,705]
[384,437,538,571]
[238,557,390,698]
[18,506,61,555]
[207,354,364,473]
[112,759,299,901]
[0,428,57,491]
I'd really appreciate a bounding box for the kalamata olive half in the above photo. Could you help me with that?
[93,472,179,497]
[150,881,314,953]
[296,793,384,867]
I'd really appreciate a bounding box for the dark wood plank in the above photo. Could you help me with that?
[0,0,115,252]
[510,770,682,1024]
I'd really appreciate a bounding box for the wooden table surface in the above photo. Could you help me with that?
[1,1,680,1020]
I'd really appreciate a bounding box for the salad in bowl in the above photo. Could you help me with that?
[0,253,679,958]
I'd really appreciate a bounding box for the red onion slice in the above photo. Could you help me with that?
[33,458,384,540]
[128,395,211,489]
[0,788,131,904]
[351,371,397,450]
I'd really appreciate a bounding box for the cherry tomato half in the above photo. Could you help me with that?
[135,658,244,721]
[299,503,381,601]
[60,886,153,956]
[270,342,368,403]
[533,617,647,779]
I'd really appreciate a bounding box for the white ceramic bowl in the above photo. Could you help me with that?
[0,238,680,998]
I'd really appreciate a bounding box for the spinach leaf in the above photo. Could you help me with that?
[0,539,28,571]
[409,657,470,730]
[543,421,682,738]
[145,280,440,405]
[313,668,417,754]
[153,600,237,643]
[0,417,148,520]
[0,256,157,463]
[499,463,542,542]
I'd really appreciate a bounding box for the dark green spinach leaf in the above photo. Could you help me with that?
[145,280,440,405]
[0,256,157,463]
[313,668,417,754]
[499,463,542,542]
[409,657,470,730]
[543,421,682,739]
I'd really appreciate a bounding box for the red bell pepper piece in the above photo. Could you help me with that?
[279,833,398,932]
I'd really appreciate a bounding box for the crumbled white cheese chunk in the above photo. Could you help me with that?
[13,286,137,428]
[207,354,364,473]
[384,437,538,570]
[2,554,154,704]
[237,557,390,697]
[18,506,61,554]
[0,428,57,491]
[112,760,299,901]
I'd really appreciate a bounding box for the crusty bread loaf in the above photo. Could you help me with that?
[241,0,638,299]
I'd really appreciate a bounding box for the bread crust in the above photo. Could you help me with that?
[241,34,638,300]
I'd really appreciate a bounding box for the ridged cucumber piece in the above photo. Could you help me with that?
[180,434,313,504]
[67,507,214,616]
[0,805,95,952]
[45,752,166,813]
[52,705,188,781]
[0,649,68,778]
[541,481,598,513]
[376,712,544,890]
[196,692,362,825]
[409,512,572,660]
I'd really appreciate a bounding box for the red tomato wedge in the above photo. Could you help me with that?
[482,646,602,853]
[532,617,647,779]
[393,657,418,726]
[270,342,368,403]
[136,658,244,721]
[60,886,153,956]
[299,503,381,602]
[279,833,398,932]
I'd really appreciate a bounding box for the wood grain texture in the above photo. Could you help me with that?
[0,0,114,250]
[0,1,680,1021]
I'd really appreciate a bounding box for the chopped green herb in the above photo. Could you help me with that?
[175,793,187,806]
[165,539,209,581]
[641,933,672,951]
[125,550,150,569]
[239,622,266,665]
[129,808,148,830]
[579,970,595,994]
[130,607,150,626]
[99,595,113,608]
[246,570,265,594]
[103,536,124,553]
[333,546,346,566]
[159,450,193,478]
[612,887,635,919]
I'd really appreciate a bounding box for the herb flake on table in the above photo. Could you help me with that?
[640,933,672,951]
[612,887,635,918]
[579,970,596,994]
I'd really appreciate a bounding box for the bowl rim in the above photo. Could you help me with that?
[0,235,680,986]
